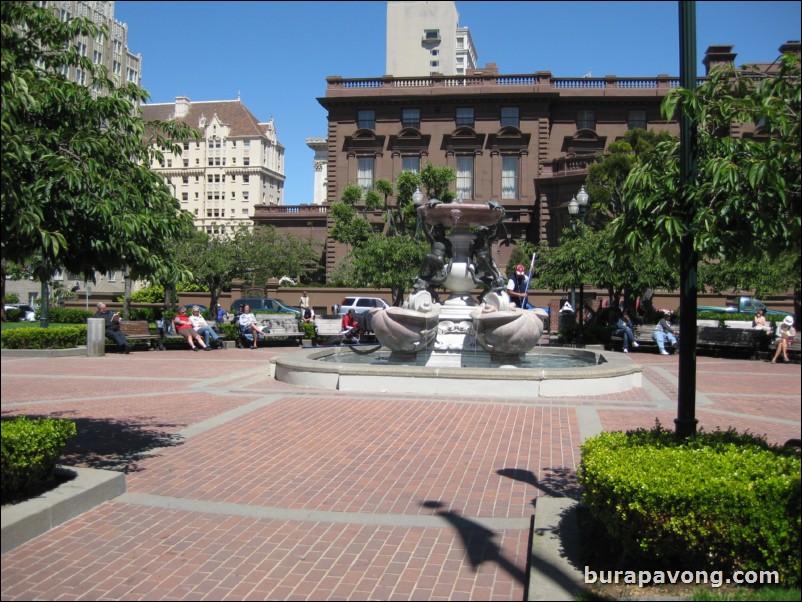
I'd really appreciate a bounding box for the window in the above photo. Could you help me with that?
[431,49,439,56]
[577,109,596,130]
[456,156,474,200]
[457,37,464,49]
[430,61,439,68]
[402,156,420,173]
[501,156,519,200]
[183,159,189,167]
[402,108,420,128]
[182,176,189,184]
[242,175,250,183]
[92,50,102,65]
[243,191,249,200]
[628,109,647,130]
[243,157,250,166]
[456,107,474,127]
[358,110,375,130]
[181,193,188,202]
[424,29,440,40]
[357,157,374,189]
[75,68,86,85]
[501,107,519,128]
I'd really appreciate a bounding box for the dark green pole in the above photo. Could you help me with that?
[675,0,698,438]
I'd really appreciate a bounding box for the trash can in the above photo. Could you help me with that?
[86,318,106,357]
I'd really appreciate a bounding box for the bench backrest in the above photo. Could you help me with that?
[119,320,152,336]
[263,315,300,334]
[315,317,343,335]
[697,327,768,344]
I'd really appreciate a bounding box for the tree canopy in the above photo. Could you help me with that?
[1,1,199,300]
[615,53,801,267]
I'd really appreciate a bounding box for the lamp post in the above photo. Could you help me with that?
[413,186,424,236]
[567,185,590,335]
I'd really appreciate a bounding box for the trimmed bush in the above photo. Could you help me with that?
[579,422,800,585]
[1,416,77,499]
[1,325,87,349]
[46,307,93,324]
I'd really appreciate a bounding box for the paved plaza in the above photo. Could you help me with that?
[1,345,800,601]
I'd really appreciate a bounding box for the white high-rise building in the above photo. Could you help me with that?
[386,1,477,76]
[141,97,285,235]
[40,1,142,91]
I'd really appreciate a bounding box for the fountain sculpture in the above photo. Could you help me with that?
[370,200,547,365]
[271,200,641,398]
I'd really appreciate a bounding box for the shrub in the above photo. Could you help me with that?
[579,422,801,585]
[1,325,87,349]
[1,416,77,499]
[219,322,238,340]
[299,321,316,341]
[47,307,93,324]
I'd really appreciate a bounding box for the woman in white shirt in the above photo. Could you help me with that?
[238,304,270,349]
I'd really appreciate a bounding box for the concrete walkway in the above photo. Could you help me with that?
[1,346,799,601]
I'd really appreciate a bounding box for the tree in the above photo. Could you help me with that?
[615,53,801,314]
[1,1,199,319]
[327,165,458,304]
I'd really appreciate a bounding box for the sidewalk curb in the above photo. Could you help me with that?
[529,497,584,601]
[1,467,126,554]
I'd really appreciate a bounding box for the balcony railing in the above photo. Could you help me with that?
[328,73,711,92]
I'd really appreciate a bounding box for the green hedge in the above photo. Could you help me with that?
[579,423,801,585]
[45,307,93,324]
[1,416,77,499]
[1,325,87,349]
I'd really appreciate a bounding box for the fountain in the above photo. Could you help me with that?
[271,201,641,398]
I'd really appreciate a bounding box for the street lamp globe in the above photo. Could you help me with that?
[412,187,424,206]
[568,195,579,215]
[576,185,589,207]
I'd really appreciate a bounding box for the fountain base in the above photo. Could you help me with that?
[271,346,642,399]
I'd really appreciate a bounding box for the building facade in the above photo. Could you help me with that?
[306,137,329,205]
[41,1,141,91]
[386,1,477,76]
[254,42,798,280]
[141,97,285,235]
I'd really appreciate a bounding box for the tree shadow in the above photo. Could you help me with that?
[497,466,582,504]
[420,500,527,586]
[0,412,184,474]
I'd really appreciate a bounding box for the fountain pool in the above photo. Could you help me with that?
[270,346,641,399]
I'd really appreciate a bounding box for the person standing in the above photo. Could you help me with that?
[299,291,310,312]
[506,264,532,309]
[93,302,129,353]
[189,306,220,349]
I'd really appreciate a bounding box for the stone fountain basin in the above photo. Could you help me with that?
[420,203,504,227]
[270,346,642,399]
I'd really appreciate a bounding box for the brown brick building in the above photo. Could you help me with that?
[254,42,799,280]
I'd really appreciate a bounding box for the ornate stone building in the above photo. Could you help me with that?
[141,97,285,235]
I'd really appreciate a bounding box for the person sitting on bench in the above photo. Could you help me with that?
[238,304,270,349]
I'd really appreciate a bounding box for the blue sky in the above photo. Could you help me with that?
[115,1,800,205]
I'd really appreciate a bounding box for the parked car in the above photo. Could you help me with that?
[230,298,301,317]
[335,297,390,316]
[697,296,792,318]
[4,304,36,321]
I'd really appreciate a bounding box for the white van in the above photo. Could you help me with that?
[335,297,390,315]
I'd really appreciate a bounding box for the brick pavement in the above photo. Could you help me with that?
[1,347,799,601]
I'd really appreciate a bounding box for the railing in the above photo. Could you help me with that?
[327,73,700,92]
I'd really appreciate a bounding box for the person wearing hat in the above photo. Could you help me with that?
[771,315,796,364]
[216,303,229,326]
[506,264,532,309]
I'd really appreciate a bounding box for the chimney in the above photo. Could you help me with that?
[779,40,801,57]
[702,45,736,75]
[175,96,190,118]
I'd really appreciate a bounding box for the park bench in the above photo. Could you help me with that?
[608,324,659,352]
[696,326,770,360]
[116,320,162,351]
[313,315,377,345]
[235,314,303,348]
[766,333,801,363]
